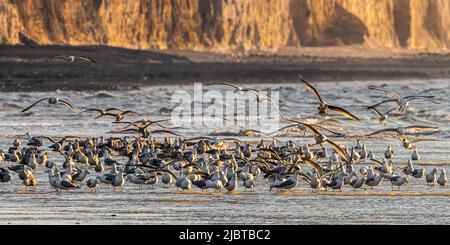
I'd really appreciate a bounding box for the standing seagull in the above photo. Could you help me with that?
[437,169,448,187]
[225,173,238,192]
[49,55,96,63]
[389,175,408,190]
[411,147,420,161]
[86,177,100,192]
[269,169,305,192]
[302,79,360,120]
[426,168,437,185]
[21,97,79,113]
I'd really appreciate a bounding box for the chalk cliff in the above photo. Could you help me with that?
[0,0,449,51]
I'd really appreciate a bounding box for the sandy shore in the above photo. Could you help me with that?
[1,45,450,91]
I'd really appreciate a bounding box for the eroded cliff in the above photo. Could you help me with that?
[0,0,449,51]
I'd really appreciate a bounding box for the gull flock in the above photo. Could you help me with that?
[0,55,448,195]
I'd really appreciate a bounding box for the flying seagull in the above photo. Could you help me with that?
[365,125,439,137]
[368,107,396,124]
[21,97,79,113]
[367,85,439,112]
[49,55,96,63]
[302,79,360,121]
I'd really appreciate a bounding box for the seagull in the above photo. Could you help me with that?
[209,83,285,118]
[384,146,395,159]
[86,177,100,192]
[365,173,385,189]
[426,168,438,185]
[302,79,360,121]
[367,85,440,112]
[270,119,343,138]
[349,176,366,190]
[81,108,124,116]
[95,110,142,122]
[269,170,300,192]
[437,169,448,187]
[112,121,181,138]
[224,173,238,192]
[397,137,441,151]
[412,167,425,178]
[114,119,170,129]
[54,172,80,192]
[327,175,346,191]
[243,179,255,192]
[45,169,58,191]
[49,55,96,63]
[21,97,79,113]
[161,172,175,188]
[0,168,12,184]
[411,147,420,161]
[72,169,90,182]
[111,168,125,192]
[368,107,396,124]
[22,167,38,190]
[208,82,274,102]
[389,175,408,190]
[402,160,415,175]
[365,125,439,137]
[179,178,192,191]
[127,174,154,188]
[99,172,115,185]
[13,138,21,147]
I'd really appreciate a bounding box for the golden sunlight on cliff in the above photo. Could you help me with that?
[0,0,448,51]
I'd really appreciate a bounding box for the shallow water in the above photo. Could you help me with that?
[0,79,449,224]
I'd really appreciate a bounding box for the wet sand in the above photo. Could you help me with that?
[1,45,450,91]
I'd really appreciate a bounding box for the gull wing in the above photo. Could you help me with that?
[405,97,440,104]
[290,120,320,135]
[49,55,70,61]
[121,110,142,116]
[302,79,324,103]
[186,136,215,142]
[410,138,442,144]
[150,129,183,137]
[369,158,385,166]
[113,128,139,134]
[42,136,57,143]
[208,82,239,90]
[403,125,439,131]
[367,99,397,109]
[81,108,102,113]
[368,107,382,117]
[105,108,124,112]
[58,99,79,113]
[325,139,350,163]
[287,119,343,136]
[258,148,281,160]
[77,56,96,63]
[365,128,398,137]
[385,107,397,115]
[148,168,177,179]
[268,124,299,135]
[312,124,344,136]
[327,105,360,121]
[95,113,116,119]
[21,98,49,112]
[302,159,323,176]
[368,85,401,99]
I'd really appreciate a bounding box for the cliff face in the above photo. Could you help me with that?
[0,0,449,51]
